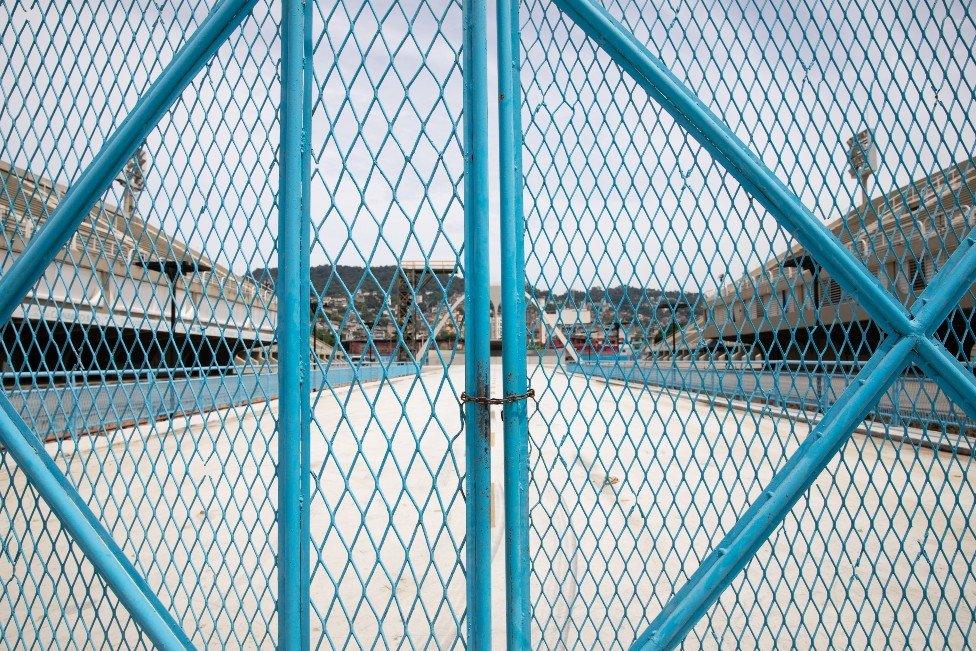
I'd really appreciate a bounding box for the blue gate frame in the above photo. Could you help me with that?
[495,0,976,648]
[0,1,262,646]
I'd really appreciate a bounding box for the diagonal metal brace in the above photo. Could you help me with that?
[635,328,967,649]
[0,0,259,329]
[553,0,976,423]
[547,0,913,337]
[913,225,976,332]
[913,336,976,422]
[904,223,976,420]
[0,396,193,649]
[0,0,259,647]
[635,251,976,649]
[548,0,976,424]
[634,336,914,649]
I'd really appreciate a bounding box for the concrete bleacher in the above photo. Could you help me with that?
[1,161,277,377]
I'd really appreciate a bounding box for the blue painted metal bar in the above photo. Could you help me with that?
[913,225,976,333]
[496,0,531,643]
[913,336,976,422]
[298,1,314,643]
[619,268,976,647]
[908,223,976,421]
[462,0,493,640]
[625,243,976,648]
[528,2,976,644]
[545,0,913,338]
[0,0,258,329]
[277,0,312,646]
[0,394,193,650]
[633,336,915,650]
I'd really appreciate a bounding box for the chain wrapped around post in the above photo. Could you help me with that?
[461,387,536,406]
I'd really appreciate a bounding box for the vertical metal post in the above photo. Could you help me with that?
[462,0,492,642]
[299,3,314,642]
[277,0,312,648]
[496,0,531,645]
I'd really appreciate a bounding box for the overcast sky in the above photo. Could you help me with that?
[3,0,974,296]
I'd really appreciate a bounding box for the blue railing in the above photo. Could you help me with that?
[568,360,976,432]
[8,363,419,441]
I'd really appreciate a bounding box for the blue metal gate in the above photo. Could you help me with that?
[507,0,976,648]
[1,0,480,647]
[3,0,976,648]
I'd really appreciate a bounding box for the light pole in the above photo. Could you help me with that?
[309,296,323,361]
[116,144,146,219]
[847,128,876,220]
[136,258,211,377]
[842,127,877,404]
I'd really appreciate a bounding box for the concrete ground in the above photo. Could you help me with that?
[0,362,974,648]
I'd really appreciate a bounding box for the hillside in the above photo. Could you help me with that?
[251,264,700,323]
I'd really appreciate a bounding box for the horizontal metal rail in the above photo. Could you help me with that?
[570,360,976,437]
[9,364,419,442]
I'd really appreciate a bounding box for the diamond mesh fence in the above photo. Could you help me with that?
[305,0,467,646]
[1,0,466,647]
[3,0,976,648]
[519,0,976,648]
[1,1,285,647]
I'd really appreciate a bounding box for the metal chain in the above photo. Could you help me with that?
[455,388,534,440]
[459,388,536,406]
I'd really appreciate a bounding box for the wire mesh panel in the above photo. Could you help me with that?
[0,2,284,646]
[9,0,976,646]
[1,0,473,647]
[305,0,469,647]
[519,0,976,647]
